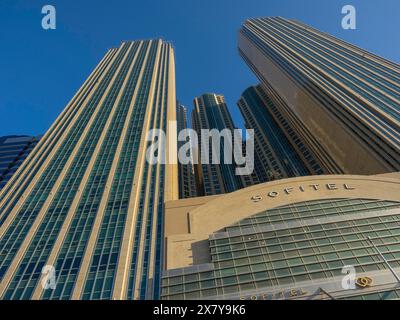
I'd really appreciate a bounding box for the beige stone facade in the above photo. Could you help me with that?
[164,173,400,270]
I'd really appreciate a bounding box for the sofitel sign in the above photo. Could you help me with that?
[240,288,308,300]
[251,183,356,202]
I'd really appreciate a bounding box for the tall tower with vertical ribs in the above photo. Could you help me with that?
[191,93,245,196]
[0,40,178,300]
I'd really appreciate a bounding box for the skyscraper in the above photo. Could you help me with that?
[237,85,324,182]
[176,102,197,198]
[191,93,244,196]
[0,40,178,300]
[0,135,41,190]
[238,17,400,175]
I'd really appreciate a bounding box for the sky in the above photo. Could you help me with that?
[0,0,399,136]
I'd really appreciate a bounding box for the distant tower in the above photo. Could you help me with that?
[191,93,245,196]
[176,102,197,198]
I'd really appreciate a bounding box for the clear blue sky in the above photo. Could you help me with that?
[0,0,399,136]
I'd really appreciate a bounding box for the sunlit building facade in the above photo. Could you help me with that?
[238,17,400,175]
[0,135,41,190]
[0,40,178,300]
[162,173,400,300]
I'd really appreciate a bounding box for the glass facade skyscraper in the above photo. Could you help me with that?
[191,93,245,196]
[0,40,178,300]
[238,17,400,175]
[0,135,41,190]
